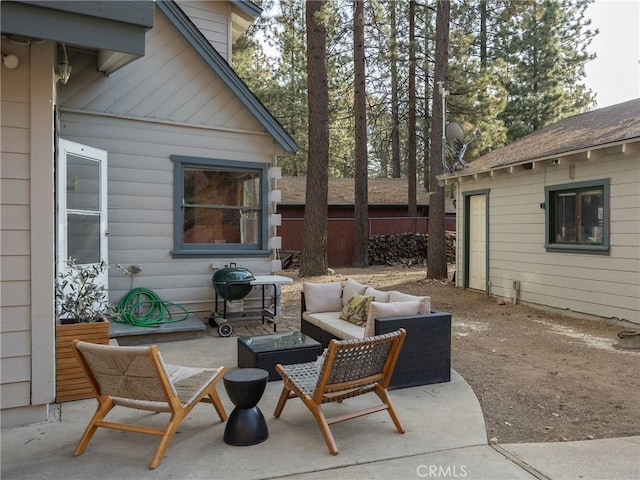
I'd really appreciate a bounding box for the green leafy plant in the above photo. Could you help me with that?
[56,258,110,323]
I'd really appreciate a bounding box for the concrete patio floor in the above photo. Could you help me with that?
[2,334,639,480]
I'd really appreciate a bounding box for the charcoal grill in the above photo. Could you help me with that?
[210,263,255,336]
[212,263,255,300]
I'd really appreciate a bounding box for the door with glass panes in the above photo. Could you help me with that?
[56,139,108,291]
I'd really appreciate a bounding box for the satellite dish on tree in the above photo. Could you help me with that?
[443,122,480,172]
[445,122,465,144]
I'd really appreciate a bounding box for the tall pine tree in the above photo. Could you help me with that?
[497,0,596,141]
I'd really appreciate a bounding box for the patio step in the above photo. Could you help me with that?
[110,315,206,346]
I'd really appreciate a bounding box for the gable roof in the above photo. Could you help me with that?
[440,98,640,180]
[279,177,456,213]
[157,0,298,153]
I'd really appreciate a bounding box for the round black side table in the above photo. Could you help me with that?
[223,368,269,446]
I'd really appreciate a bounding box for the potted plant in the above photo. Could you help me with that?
[55,258,111,402]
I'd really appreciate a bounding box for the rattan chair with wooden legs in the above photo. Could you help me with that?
[72,340,228,469]
[273,328,406,455]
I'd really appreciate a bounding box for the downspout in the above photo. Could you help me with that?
[512,280,520,305]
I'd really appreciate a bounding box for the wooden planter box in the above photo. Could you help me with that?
[55,320,110,402]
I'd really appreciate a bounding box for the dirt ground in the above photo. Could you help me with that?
[273,265,640,445]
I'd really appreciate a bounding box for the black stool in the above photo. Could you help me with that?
[223,368,269,446]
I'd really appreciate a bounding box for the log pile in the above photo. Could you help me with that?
[368,232,456,266]
[279,250,301,270]
[279,233,456,270]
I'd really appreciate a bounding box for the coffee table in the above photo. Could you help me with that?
[237,331,323,381]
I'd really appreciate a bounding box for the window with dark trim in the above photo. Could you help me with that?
[171,156,269,257]
[545,179,609,254]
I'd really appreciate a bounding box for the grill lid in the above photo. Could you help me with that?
[212,263,255,300]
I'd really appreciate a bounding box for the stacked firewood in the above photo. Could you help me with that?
[279,250,301,270]
[368,232,456,266]
[279,233,456,270]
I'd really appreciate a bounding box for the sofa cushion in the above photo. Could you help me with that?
[303,282,343,313]
[365,286,391,303]
[303,311,364,340]
[389,291,431,314]
[339,294,374,326]
[342,278,368,307]
[364,300,420,337]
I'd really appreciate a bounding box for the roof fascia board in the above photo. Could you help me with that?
[1,1,150,55]
[437,137,639,182]
[231,0,263,18]
[157,0,298,153]
[17,1,154,27]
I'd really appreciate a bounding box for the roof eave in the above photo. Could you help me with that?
[437,137,639,185]
[157,0,298,154]
[231,0,263,18]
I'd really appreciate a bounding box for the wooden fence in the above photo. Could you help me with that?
[279,216,456,267]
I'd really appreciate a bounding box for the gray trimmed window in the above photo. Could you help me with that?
[545,179,609,254]
[171,156,269,257]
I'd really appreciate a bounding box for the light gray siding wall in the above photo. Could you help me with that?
[176,0,230,62]
[59,111,279,315]
[59,9,256,132]
[1,39,56,425]
[457,144,640,324]
[1,40,33,412]
[57,5,285,319]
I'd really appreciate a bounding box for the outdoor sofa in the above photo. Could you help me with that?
[300,279,452,390]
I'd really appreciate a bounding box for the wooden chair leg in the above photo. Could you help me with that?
[207,390,228,422]
[273,384,292,418]
[375,388,405,434]
[305,402,338,455]
[74,399,115,456]
[149,413,183,469]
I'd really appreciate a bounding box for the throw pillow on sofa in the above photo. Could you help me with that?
[389,291,431,314]
[339,294,374,326]
[342,278,368,307]
[364,300,421,337]
[365,286,391,303]
[303,282,343,313]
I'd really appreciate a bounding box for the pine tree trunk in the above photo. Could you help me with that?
[390,0,401,178]
[353,0,369,267]
[427,0,449,280]
[422,5,432,189]
[299,0,329,277]
[407,0,417,217]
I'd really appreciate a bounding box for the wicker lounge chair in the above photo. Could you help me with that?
[273,328,407,455]
[71,340,227,469]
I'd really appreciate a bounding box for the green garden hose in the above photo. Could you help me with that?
[113,287,189,327]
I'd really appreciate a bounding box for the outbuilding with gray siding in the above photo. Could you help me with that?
[439,99,640,325]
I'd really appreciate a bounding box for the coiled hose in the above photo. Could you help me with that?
[113,287,189,327]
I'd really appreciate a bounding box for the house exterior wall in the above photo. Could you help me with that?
[59,111,281,314]
[175,0,231,62]
[60,11,256,132]
[1,39,56,427]
[58,7,283,316]
[455,143,640,324]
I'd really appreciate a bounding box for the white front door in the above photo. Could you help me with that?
[56,139,108,289]
[468,194,487,291]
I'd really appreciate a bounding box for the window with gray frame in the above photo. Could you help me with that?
[171,156,269,257]
[545,178,609,254]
